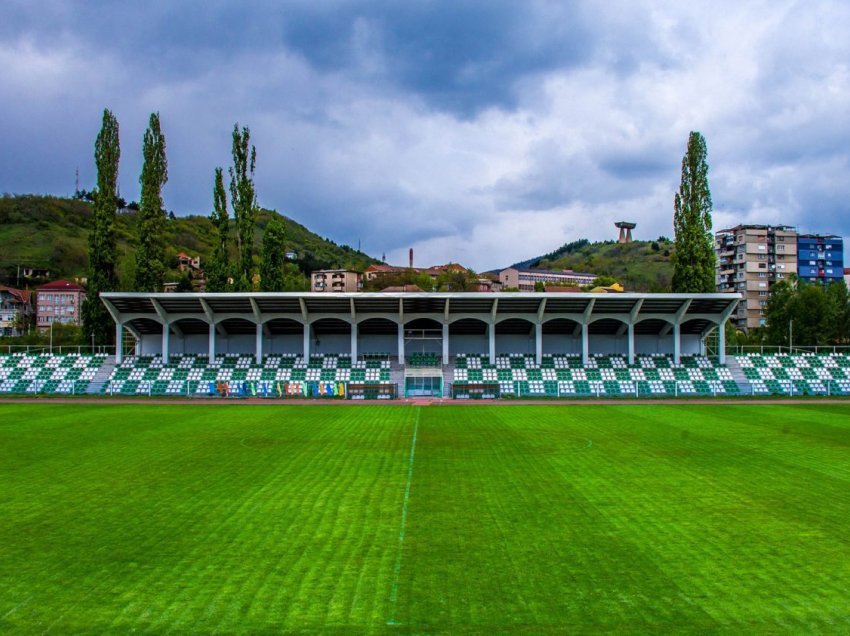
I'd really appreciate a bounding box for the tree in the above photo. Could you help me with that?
[764,278,795,346]
[82,108,120,346]
[205,168,231,292]
[229,124,257,291]
[259,216,286,291]
[671,131,715,293]
[175,272,194,292]
[134,112,168,292]
[825,280,850,344]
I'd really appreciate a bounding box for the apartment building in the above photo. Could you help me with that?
[715,225,797,331]
[797,235,844,285]
[0,286,34,336]
[35,280,86,329]
[311,269,363,293]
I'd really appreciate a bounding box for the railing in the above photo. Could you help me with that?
[0,344,123,355]
[727,345,850,356]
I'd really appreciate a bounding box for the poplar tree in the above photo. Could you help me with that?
[229,124,257,290]
[82,108,120,346]
[134,112,168,292]
[205,168,231,292]
[671,131,715,293]
[259,216,286,291]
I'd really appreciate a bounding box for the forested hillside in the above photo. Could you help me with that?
[0,195,377,288]
[514,237,675,292]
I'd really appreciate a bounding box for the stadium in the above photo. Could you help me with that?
[3,291,850,632]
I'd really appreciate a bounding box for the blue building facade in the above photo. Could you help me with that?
[797,234,844,285]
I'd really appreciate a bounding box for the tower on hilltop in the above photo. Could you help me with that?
[615,221,636,243]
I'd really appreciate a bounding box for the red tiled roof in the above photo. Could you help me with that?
[0,285,31,303]
[37,280,85,292]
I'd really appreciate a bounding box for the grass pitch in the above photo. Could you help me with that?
[1,403,849,632]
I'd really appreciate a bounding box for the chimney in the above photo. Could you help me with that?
[409,248,413,269]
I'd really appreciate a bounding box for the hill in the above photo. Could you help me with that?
[0,194,378,288]
[513,237,675,292]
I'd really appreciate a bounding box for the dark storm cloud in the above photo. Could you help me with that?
[1,1,850,269]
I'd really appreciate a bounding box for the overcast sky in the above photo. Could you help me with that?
[2,1,849,271]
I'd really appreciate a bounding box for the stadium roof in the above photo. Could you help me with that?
[101,291,740,337]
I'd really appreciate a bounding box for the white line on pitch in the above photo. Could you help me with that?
[387,407,421,626]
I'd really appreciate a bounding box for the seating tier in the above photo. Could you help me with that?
[0,353,108,394]
[737,353,850,395]
[452,354,737,398]
[103,353,392,397]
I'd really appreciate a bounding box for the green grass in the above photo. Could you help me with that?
[1,403,849,632]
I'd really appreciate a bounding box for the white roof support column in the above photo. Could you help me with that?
[489,298,499,364]
[535,322,543,365]
[716,301,738,364]
[198,298,217,361]
[443,298,450,365]
[535,298,547,365]
[114,320,124,365]
[351,321,358,361]
[151,298,172,359]
[673,322,681,365]
[397,322,405,364]
[255,322,263,365]
[162,322,170,360]
[208,322,216,362]
[673,300,692,366]
[398,299,405,364]
[250,298,264,364]
[628,299,643,366]
[582,299,595,365]
[300,298,310,360]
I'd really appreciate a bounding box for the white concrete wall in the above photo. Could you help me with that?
[542,334,581,354]
[267,335,303,355]
[311,333,350,355]
[138,327,705,358]
[449,334,488,355]
[495,334,535,355]
[359,334,397,354]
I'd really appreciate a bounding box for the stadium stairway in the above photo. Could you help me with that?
[86,356,117,394]
[724,357,753,395]
[389,358,405,391]
[442,362,455,397]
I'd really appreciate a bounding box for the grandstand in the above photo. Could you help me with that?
[0,291,844,398]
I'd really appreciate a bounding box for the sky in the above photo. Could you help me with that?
[1,1,849,271]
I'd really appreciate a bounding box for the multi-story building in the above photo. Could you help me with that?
[796,235,844,286]
[0,286,34,336]
[311,269,363,293]
[715,225,797,331]
[498,268,597,292]
[35,280,86,329]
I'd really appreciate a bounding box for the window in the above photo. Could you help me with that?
[778,236,785,241]
[759,291,768,297]
[777,244,785,251]
[757,254,766,260]
[759,273,767,278]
